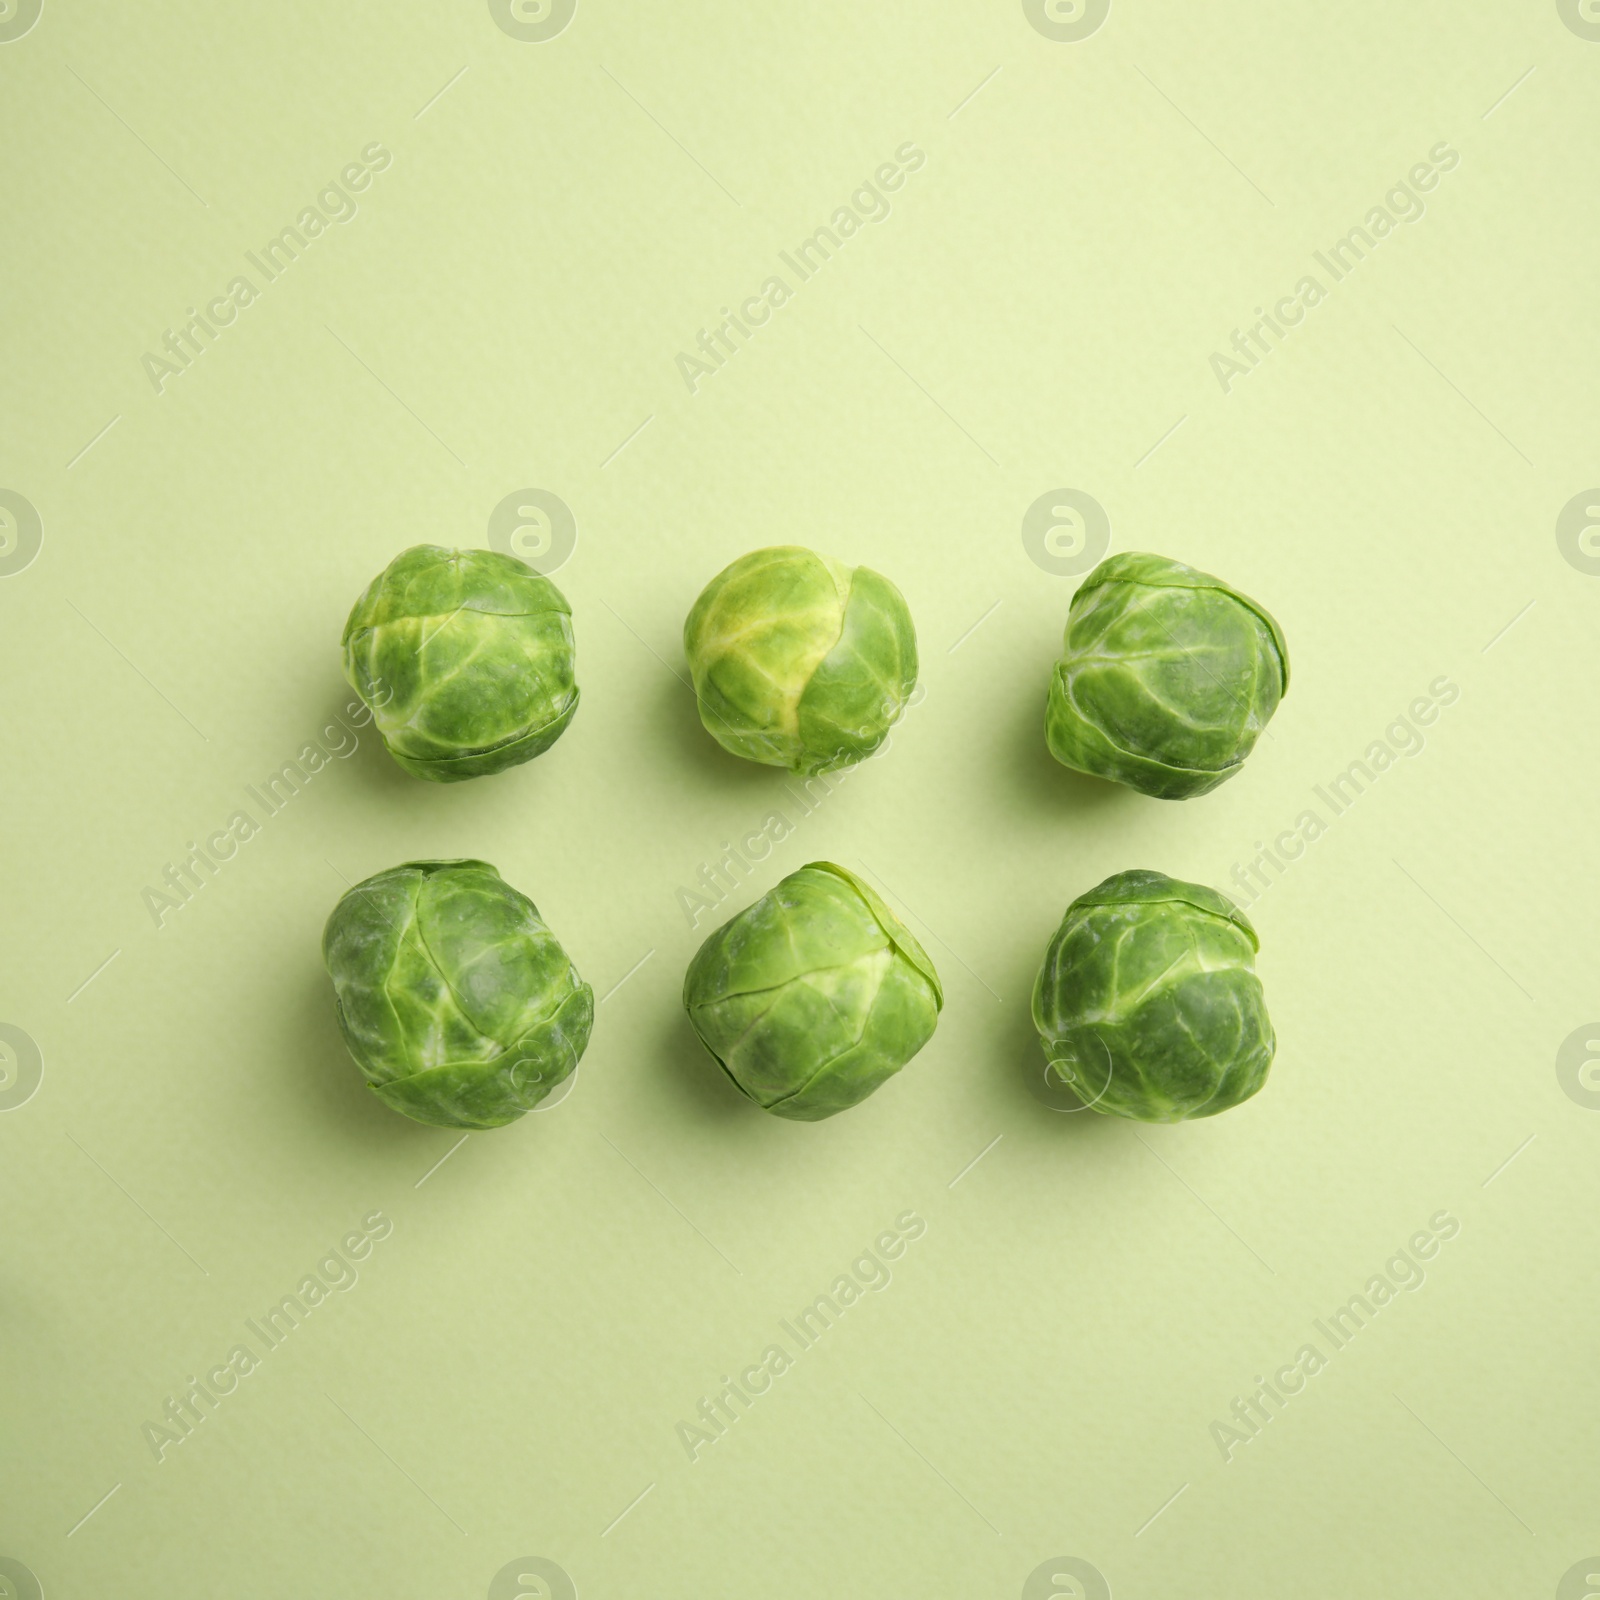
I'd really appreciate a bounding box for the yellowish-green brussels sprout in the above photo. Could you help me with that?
[1032,870,1275,1122]
[1045,552,1288,799]
[342,544,578,782]
[323,859,592,1129]
[683,546,917,775]
[683,861,942,1121]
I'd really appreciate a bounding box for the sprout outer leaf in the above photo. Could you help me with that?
[682,860,942,1121]
[1045,551,1288,799]
[341,545,578,783]
[684,546,918,776]
[1030,869,1275,1123]
[323,858,593,1129]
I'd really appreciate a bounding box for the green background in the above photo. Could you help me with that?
[4,2,1597,1595]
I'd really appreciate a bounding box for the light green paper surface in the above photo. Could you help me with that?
[3,3,1598,1595]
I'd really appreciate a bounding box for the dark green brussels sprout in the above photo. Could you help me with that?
[683,861,942,1121]
[342,544,578,782]
[683,546,917,775]
[323,859,593,1129]
[1031,870,1274,1122]
[1045,552,1288,799]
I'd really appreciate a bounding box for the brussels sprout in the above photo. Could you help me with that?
[1045,552,1288,799]
[683,861,942,1121]
[683,546,917,775]
[1031,870,1274,1122]
[342,544,578,782]
[323,859,593,1129]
